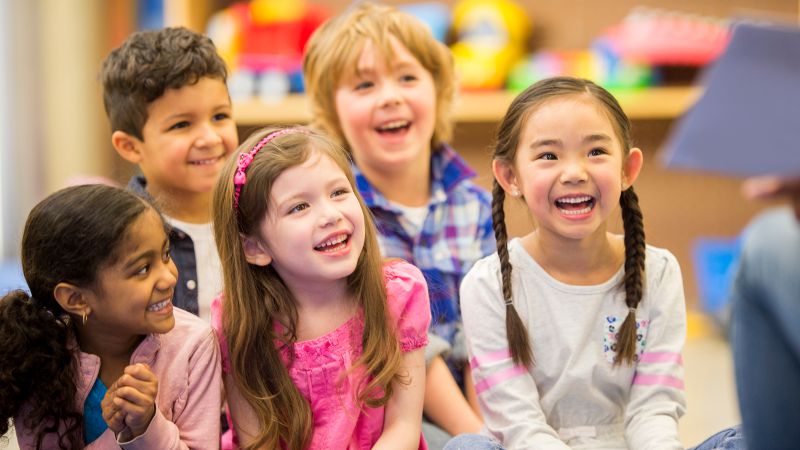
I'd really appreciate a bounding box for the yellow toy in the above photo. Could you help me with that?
[450,0,531,90]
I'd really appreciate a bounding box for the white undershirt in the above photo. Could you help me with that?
[165,217,222,322]
[390,202,429,237]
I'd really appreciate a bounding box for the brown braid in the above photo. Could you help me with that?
[492,180,534,367]
[615,187,646,365]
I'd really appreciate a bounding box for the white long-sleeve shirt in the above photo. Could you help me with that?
[461,238,687,450]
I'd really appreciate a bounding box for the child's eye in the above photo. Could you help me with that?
[331,188,350,198]
[135,264,150,276]
[537,152,557,161]
[588,148,607,157]
[163,247,172,263]
[399,74,418,83]
[212,113,230,122]
[354,80,374,91]
[289,202,309,214]
[168,121,190,131]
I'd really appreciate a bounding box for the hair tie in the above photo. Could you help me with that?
[504,298,513,306]
[628,307,637,314]
[233,128,310,211]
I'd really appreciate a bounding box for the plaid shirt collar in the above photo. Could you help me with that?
[354,143,477,211]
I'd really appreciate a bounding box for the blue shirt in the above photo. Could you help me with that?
[83,378,108,444]
[354,144,495,379]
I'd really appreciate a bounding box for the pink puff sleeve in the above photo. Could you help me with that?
[383,260,431,352]
[210,294,232,374]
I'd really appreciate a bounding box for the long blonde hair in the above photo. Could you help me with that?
[303,1,455,149]
[212,126,404,449]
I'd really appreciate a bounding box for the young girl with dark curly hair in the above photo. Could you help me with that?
[1,184,221,449]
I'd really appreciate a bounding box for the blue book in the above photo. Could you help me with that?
[661,22,800,177]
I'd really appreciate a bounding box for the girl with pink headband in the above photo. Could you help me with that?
[211,126,431,449]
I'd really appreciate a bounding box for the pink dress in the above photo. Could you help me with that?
[212,260,431,449]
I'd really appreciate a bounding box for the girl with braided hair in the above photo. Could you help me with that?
[455,76,689,449]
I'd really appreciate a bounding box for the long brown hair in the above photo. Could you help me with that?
[212,126,405,449]
[303,1,455,149]
[492,77,646,367]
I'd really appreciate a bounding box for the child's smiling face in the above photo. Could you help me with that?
[245,150,366,294]
[84,207,178,336]
[132,77,239,200]
[498,94,642,242]
[333,36,437,179]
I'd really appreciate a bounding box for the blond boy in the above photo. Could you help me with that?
[304,3,492,446]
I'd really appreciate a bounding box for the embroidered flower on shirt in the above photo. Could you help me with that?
[602,315,649,363]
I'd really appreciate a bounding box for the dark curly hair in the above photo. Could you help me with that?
[1,184,153,449]
[99,26,228,140]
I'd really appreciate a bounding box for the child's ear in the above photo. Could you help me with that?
[53,282,91,319]
[492,159,520,197]
[240,234,272,266]
[111,130,143,164]
[622,147,644,190]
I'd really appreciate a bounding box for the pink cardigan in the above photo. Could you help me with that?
[14,308,222,450]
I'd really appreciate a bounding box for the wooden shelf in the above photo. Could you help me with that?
[233,86,701,126]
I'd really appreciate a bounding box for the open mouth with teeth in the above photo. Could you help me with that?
[376,120,410,135]
[314,234,350,253]
[189,155,224,166]
[147,298,172,312]
[555,195,596,215]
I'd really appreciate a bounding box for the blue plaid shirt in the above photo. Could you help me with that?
[354,144,495,373]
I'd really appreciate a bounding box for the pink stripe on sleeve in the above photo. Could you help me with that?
[633,373,685,390]
[470,349,512,369]
[474,365,527,394]
[639,352,683,365]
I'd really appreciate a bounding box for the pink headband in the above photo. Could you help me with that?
[233,128,309,211]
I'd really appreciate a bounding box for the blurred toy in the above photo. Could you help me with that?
[206,3,249,73]
[449,0,531,90]
[206,0,329,99]
[507,45,654,92]
[692,236,743,328]
[591,36,655,88]
[506,7,729,91]
[398,2,452,43]
[603,7,731,66]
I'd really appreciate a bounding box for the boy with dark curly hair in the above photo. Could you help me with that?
[100,27,238,321]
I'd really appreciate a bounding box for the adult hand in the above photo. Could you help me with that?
[742,175,800,220]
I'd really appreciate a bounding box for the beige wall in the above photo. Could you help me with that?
[40,0,109,193]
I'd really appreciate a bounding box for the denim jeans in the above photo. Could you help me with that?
[730,208,800,450]
[423,418,454,450]
[442,434,505,450]
[444,428,747,450]
[690,425,746,450]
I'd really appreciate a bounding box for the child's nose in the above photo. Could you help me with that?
[379,82,403,107]
[195,123,223,148]
[560,160,589,184]
[157,259,179,291]
[318,201,344,227]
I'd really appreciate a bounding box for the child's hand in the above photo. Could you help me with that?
[111,363,159,439]
[101,380,127,433]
